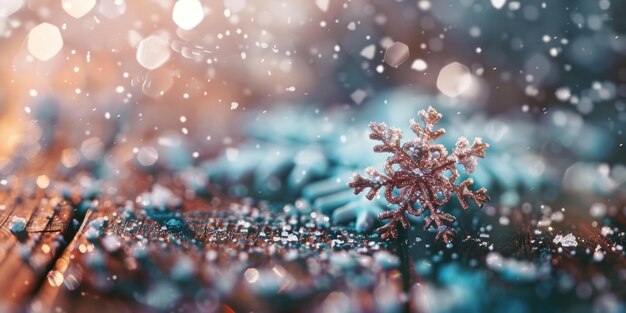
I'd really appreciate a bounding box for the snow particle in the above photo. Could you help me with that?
[350,89,367,105]
[62,0,96,18]
[589,202,607,218]
[315,0,329,12]
[172,0,204,30]
[436,62,473,97]
[411,59,428,71]
[360,44,376,60]
[244,268,259,283]
[224,0,246,13]
[98,0,127,19]
[0,0,24,17]
[491,0,506,10]
[593,247,604,262]
[383,42,410,68]
[28,23,64,61]
[554,87,571,101]
[36,175,50,189]
[553,233,578,247]
[417,0,431,11]
[136,36,171,70]
[137,146,159,166]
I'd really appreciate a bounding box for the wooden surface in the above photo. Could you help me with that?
[0,157,625,313]
[0,173,406,313]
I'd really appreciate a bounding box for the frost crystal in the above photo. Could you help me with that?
[348,106,489,243]
[553,233,578,247]
[9,216,27,233]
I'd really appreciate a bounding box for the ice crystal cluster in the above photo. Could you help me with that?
[348,106,490,243]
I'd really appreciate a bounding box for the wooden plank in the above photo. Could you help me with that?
[0,191,83,312]
[0,172,622,312]
[0,193,43,309]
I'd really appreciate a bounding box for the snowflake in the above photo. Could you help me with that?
[348,106,490,243]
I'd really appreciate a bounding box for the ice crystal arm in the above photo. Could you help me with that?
[410,106,446,143]
[377,205,411,240]
[369,122,403,154]
[349,167,387,200]
[454,178,489,210]
[453,137,489,173]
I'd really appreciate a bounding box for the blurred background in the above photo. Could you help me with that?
[0,0,626,312]
[1,0,623,173]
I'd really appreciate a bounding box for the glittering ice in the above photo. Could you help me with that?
[348,106,489,242]
[9,216,26,233]
[490,0,506,10]
[27,23,63,61]
[553,233,578,247]
[136,35,171,70]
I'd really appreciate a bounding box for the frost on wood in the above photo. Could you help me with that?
[348,106,489,243]
[9,216,27,233]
